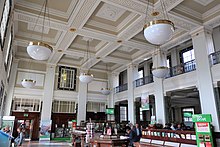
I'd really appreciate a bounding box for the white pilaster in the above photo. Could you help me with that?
[190,26,220,131]
[112,72,119,88]
[154,77,166,125]
[127,64,139,124]
[5,59,19,115]
[107,73,114,108]
[171,48,178,66]
[41,64,56,121]
[77,81,88,125]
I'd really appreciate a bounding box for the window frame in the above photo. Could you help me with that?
[0,0,12,50]
[57,66,77,91]
[179,46,194,64]
[4,28,13,70]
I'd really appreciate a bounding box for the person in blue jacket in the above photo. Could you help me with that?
[14,127,24,147]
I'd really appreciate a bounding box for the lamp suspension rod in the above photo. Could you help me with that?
[144,0,150,25]
[41,0,47,41]
[32,0,46,39]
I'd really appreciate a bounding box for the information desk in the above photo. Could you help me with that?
[91,137,129,147]
[142,129,196,146]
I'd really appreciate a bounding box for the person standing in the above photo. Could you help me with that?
[133,123,142,142]
[14,128,24,147]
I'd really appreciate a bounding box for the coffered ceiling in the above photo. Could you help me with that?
[14,0,220,73]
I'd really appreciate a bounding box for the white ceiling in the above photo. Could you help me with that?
[14,0,220,73]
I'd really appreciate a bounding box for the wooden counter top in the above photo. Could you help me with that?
[91,137,129,147]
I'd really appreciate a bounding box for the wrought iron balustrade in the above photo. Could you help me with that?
[209,51,220,65]
[167,59,196,78]
[134,75,154,88]
[114,83,128,93]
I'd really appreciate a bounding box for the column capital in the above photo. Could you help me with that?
[190,26,213,38]
[112,72,119,77]
[127,63,138,69]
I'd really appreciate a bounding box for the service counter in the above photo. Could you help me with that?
[90,137,129,147]
[141,129,197,146]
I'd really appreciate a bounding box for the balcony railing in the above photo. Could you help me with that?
[114,83,128,93]
[134,75,154,88]
[167,59,196,78]
[209,50,220,65]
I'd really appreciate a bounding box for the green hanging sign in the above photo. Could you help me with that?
[192,114,212,123]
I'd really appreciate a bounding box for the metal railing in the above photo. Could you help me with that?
[167,59,196,77]
[134,75,154,88]
[209,51,220,65]
[114,83,128,93]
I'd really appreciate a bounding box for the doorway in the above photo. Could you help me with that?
[12,112,40,140]
[17,119,34,140]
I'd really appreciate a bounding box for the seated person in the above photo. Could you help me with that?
[163,123,172,130]
[176,124,183,131]
[3,125,12,135]
[126,126,138,147]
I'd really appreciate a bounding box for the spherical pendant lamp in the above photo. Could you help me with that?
[143,0,175,45]
[21,79,36,88]
[27,42,53,61]
[152,48,168,78]
[79,73,94,83]
[100,88,111,95]
[144,20,174,45]
[27,0,53,61]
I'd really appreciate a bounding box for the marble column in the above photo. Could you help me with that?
[127,64,139,124]
[77,80,88,125]
[41,64,56,121]
[154,77,166,125]
[190,26,220,131]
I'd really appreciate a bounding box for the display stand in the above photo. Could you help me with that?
[192,114,214,147]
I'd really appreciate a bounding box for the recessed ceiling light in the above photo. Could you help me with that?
[69,28,76,32]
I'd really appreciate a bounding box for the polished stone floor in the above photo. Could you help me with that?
[16,141,72,147]
[17,141,165,147]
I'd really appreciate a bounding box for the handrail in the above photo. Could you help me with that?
[167,59,196,78]
[114,83,128,93]
[134,75,154,88]
[209,50,220,65]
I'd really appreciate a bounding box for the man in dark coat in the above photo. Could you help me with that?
[126,126,138,147]
[133,123,142,142]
